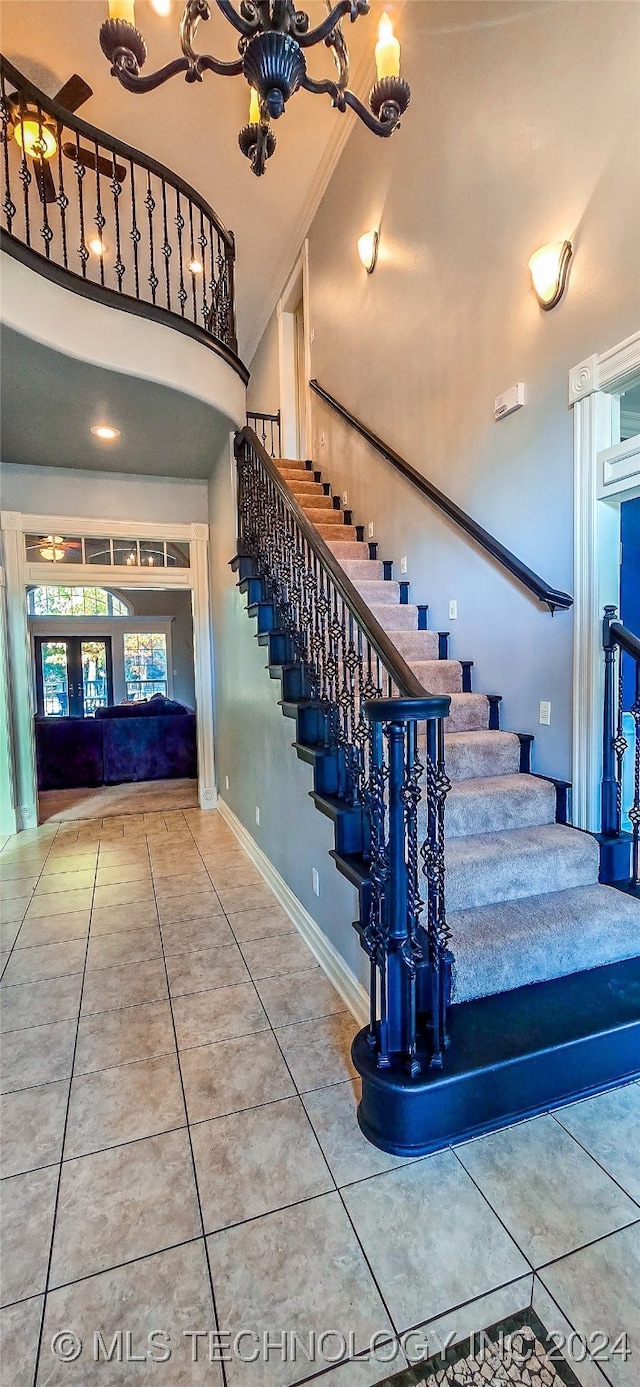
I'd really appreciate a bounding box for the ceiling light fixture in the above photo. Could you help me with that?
[528,240,573,310]
[357,229,379,274]
[188,257,202,274]
[39,535,66,561]
[91,424,121,440]
[99,2,410,177]
[13,108,58,160]
[88,235,107,257]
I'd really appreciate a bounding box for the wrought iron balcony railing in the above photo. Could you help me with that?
[235,425,453,1072]
[0,55,247,381]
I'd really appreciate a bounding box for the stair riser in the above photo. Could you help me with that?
[248,602,276,635]
[445,695,490,734]
[410,661,463,695]
[317,525,357,541]
[445,832,599,912]
[441,733,521,781]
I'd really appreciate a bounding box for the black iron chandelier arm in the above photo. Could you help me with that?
[213,0,260,37]
[296,0,369,49]
[110,51,194,92]
[180,0,245,76]
[342,83,408,134]
[300,72,344,104]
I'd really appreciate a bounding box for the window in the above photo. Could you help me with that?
[25,534,190,567]
[124,632,168,701]
[27,586,130,617]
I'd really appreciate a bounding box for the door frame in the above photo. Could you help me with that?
[0,509,216,829]
[34,634,115,718]
[569,330,640,830]
[277,241,312,460]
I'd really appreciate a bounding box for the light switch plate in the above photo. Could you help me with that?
[449,600,458,620]
[368,522,375,539]
[255,806,260,825]
[539,701,551,726]
[400,556,408,574]
[225,775,229,791]
[312,868,320,897]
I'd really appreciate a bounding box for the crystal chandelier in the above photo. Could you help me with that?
[99,1,410,176]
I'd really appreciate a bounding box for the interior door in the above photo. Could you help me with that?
[35,636,113,716]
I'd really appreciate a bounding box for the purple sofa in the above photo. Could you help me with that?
[36,696,197,790]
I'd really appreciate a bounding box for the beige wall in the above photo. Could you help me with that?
[246,312,281,415]
[247,0,640,779]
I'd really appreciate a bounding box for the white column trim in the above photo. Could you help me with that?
[2,526,38,829]
[190,534,218,811]
[569,329,640,830]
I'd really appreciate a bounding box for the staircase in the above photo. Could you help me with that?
[275,451,640,996]
[233,430,640,1156]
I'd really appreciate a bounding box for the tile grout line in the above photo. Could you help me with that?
[152,810,231,1387]
[0,829,73,982]
[29,825,100,1387]
[549,1104,640,1212]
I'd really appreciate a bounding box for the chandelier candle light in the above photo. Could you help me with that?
[100,0,410,176]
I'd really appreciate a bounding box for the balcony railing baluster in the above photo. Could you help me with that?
[0,56,244,374]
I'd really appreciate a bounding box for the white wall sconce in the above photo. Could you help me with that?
[528,240,572,310]
[357,230,379,274]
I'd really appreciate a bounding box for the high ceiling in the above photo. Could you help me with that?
[0,0,380,363]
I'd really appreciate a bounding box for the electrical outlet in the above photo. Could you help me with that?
[255,806,260,825]
[400,556,408,575]
[312,867,320,897]
[342,491,348,508]
[539,701,551,726]
[225,775,229,791]
[310,327,315,343]
[368,522,375,539]
[320,430,325,446]
[449,600,458,620]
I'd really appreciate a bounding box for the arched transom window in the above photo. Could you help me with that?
[27,586,131,617]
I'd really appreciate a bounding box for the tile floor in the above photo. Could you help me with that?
[0,807,639,1387]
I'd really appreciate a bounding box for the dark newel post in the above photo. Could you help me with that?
[602,605,619,836]
[632,659,640,886]
[386,720,409,1057]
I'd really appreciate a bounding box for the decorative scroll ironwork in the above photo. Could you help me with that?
[602,605,640,888]
[0,55,241,367]
[236,427,453,1071]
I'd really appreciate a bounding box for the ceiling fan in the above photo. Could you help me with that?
[7,73,127,205]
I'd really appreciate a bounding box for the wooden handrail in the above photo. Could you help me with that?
[235,426,451,716]
[310,379,573,614]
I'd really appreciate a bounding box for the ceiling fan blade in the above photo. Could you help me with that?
[53,74,93,113]
[61,142,127,183]
[34,160,57,205]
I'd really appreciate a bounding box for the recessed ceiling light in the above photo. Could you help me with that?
[91,424,120,441]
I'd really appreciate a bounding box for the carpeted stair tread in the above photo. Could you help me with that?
[409,660,463,694]
[305,507,345,525]
[290,480,324,493]
[327,540,370,560]
[450,883,640,1003]
[446,693,490,733]
[368,603,419,631]
[391,630,440,661]
[440,730,522,781]
[353,579,401,605]
[274,458,307,470]
[341,559,385,582]
[444,822,599,911]
[317,523,358,541]
[298,494,334,510]
[444,774,557,838]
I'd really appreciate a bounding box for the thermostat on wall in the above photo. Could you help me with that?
[494,383,525,420]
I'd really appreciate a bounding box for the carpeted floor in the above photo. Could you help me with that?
[378,1310,581,1386]
[38,778,199,822]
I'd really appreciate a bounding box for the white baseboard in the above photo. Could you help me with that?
[217,798,369,1027]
